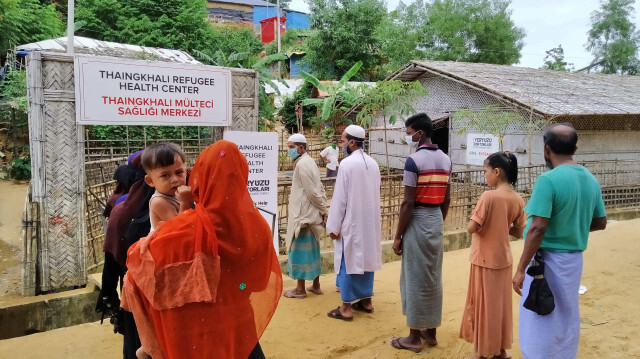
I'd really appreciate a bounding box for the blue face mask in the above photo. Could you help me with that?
[288,148,300,160]
[342,140,353,157]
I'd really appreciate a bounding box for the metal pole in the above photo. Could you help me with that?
[67,0,75,54]
[276,0,282,77]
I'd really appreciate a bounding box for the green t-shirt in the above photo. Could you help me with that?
[524,165,606,252]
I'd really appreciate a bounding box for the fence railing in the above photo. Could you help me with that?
[84,159,640,267]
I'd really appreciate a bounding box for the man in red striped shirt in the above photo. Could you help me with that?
[391,113,452,353]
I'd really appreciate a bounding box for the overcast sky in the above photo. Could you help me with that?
[286,0,640,69]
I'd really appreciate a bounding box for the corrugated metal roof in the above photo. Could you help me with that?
[16,37,200,64]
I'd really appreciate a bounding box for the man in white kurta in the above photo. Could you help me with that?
[326,125,382,321]
[284,133,328,299]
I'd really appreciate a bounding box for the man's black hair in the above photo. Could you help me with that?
[543,123,578,155]
[405,113,434,137]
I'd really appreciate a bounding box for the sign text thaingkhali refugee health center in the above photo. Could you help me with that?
[74,56,232,126]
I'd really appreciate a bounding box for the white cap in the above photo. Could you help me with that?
[345,125,366,140]
[288,133,307,143]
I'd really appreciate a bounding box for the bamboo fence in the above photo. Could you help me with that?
[82,159,640,265]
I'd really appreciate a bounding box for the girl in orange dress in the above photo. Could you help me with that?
[460,151,526,359]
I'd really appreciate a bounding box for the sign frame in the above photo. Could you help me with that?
[74,55,232,126]
[466,133,500,166]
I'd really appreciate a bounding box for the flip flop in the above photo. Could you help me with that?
[352,300,374,313]
[491,355,512,359]
[327,307,353,321]
[390,337,422,353]
[282,289,307,299]
[306,286,323,295]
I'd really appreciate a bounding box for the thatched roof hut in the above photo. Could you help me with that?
[347,60,640,170]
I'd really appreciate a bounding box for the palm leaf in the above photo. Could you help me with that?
[320,98,333,123]
[263,78,282,96]
[338,61,363,86]
[227,52,249,64]
[253,53,287,70]
[302,98,324,106]
[300,70,330,92]
[192,49,216,66]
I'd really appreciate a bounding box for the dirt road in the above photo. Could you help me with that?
[0,218,638,358]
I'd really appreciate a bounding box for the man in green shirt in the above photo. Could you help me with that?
[513,124,607,359]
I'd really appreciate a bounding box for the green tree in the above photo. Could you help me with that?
[304,0,387,80]
[301,61,362,131]
[408,0,525,65]
[278,81,316,133]
[209,26,264,59]
[75,0,216,53]
[195,52,288,131]
[541,45,574,71]
[1,0,64,66]
[374,6,423,77]
[355,80,428,174]
[585,0,640,75]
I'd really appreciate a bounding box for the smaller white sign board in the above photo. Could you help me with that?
[74,55,232,126]
[223,131,279,253]
[466,133,499,166]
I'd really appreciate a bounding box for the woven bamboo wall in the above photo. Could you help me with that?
[26,52,85,292]
[26,53,259,292]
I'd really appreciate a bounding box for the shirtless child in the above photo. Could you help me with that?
[136,142,192,359]
[141,142,193,231]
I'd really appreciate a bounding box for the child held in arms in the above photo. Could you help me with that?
[136,142,193,358]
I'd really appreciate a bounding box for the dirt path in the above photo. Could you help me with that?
[0,181,28,297]
[0,218,638,358]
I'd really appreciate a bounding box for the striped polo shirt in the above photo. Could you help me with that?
[403,144,452,205]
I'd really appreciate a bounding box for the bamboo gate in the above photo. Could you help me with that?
[23,52,259,295]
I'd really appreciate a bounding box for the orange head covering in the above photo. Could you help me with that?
[122,140,282,359]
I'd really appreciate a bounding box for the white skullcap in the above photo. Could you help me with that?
[288,133,307,143]
[345,125,366,140]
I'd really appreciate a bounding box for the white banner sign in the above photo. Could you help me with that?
[74,55,232,126]
[466,133,499,166]
[223,131,279,252]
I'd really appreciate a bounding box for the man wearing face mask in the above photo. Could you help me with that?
[326,125,382,321]
[283,133,329,299]
[320,138,340,184]
[391,113,451,353]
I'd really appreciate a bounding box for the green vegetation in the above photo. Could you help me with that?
[585,0,640,74]
[542,45,574,72]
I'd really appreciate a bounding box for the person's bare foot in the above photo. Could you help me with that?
[307,286,323,295]
[420,328,437,346]
[282,288,307,299]
[390,336,423,353]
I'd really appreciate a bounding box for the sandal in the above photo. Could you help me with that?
[390,337,422,353]
[327,307,353,321]
[352,300,374,313]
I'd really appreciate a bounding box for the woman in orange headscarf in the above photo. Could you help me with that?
[121,140,282,359]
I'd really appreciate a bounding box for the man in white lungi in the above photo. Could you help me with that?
[512,124,607,359]
[326,125,382,321]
